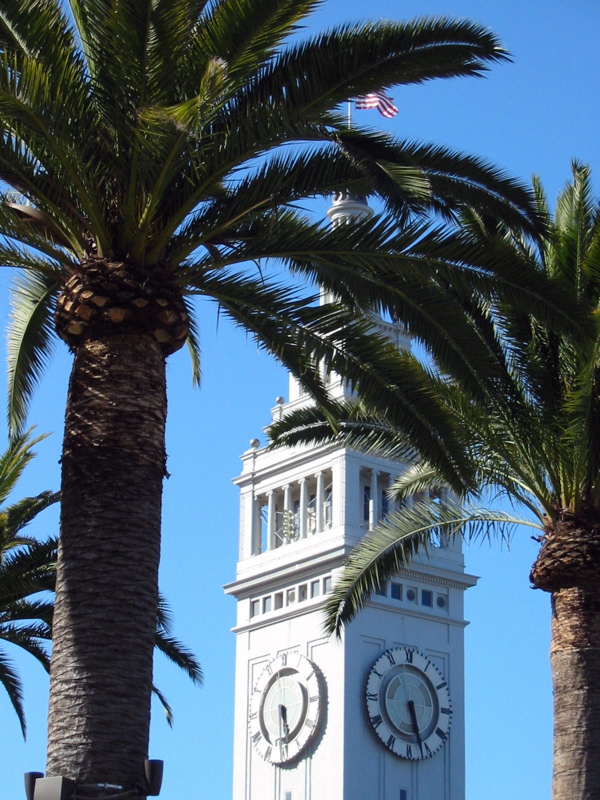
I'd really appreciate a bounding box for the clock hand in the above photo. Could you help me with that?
[279,704,290,743]
[407,699,423,755]
[278,704,288,759]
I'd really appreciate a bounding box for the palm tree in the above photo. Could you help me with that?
[269,163,600,800]
[0,431,202,739]
[0,0,550,790]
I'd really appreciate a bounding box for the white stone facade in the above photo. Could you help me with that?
[225,426,477,800]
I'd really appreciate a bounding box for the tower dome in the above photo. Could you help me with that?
[326,191,374,227]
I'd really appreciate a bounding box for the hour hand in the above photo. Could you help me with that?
[407,700,423,753]
[279,704,289,741]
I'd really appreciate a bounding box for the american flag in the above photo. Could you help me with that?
[355,92,398,119]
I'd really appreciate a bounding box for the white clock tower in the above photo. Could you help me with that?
[225,194,478,800]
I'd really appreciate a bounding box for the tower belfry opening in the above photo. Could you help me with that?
[224,194,477,800]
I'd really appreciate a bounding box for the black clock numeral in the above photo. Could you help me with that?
[404,648,414,663]
[385,650,396,665]
[305,718,316,729]
[281,652,287,666]
[265,662,273,675]
[370,714,383,729]
[371,668,383,678]
[440,707,451,715]
[435,727,447,741]
[305,669,315,681]
[424,742,433,757]
[251,731,261,743]
[310,694,320,702]
[405,744,413,759]
[249,711,257,720]
[386,734,396,749]
[264,746,272,761]
[366,692,378,701]
[436,681,447,690]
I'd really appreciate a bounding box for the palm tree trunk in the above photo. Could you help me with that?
[550,586,600,800]
[47,333,167,794]
[531,513,600,800]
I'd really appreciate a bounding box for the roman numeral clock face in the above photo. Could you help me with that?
[366,648,452,760]
[249,653,323,765]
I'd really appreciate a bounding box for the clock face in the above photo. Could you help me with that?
[249,653,322,764]
[366,647,452,760]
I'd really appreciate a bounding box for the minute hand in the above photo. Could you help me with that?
[407,699,423,754]
[279,704,289,742]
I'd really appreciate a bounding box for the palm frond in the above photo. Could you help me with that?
[324,497,541,636]
[7,273,60,435]
[0,599,54,628]
[155,594,202,683]
[154,630,203,686]
[0,648,26,737]
[152,591,203,723]
[184,300,202,388]
[151,683,174,727]
[241,17,508,115]
[0,493,59,547]
[333,130,541,235]
[196,0,321,85]
[389,462,449,501]
[0,430,50,507]
[268,402,417,463]
[0,623,51,668]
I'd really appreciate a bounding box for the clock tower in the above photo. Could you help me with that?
[224,194,478,800]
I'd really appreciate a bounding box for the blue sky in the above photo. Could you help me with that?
[2,1,600,798]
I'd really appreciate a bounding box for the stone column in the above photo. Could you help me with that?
[267,491,276,550]
[315,471,324,533]
[299,478,307,539]
[369,470,379,530]
[387,474,396,517]
[282,484,292,541]
[249,494,259,556]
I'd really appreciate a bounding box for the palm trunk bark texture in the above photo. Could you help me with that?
[550,586,600,800]
[47,333,167,795]
[531,511,600,800]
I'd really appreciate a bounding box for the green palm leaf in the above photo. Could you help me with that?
[324,497,539,636]
[0,649,27,737]
[7,273,61,436]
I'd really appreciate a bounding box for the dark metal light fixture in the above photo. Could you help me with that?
[24,772,44,800]
[144,760,164,796]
